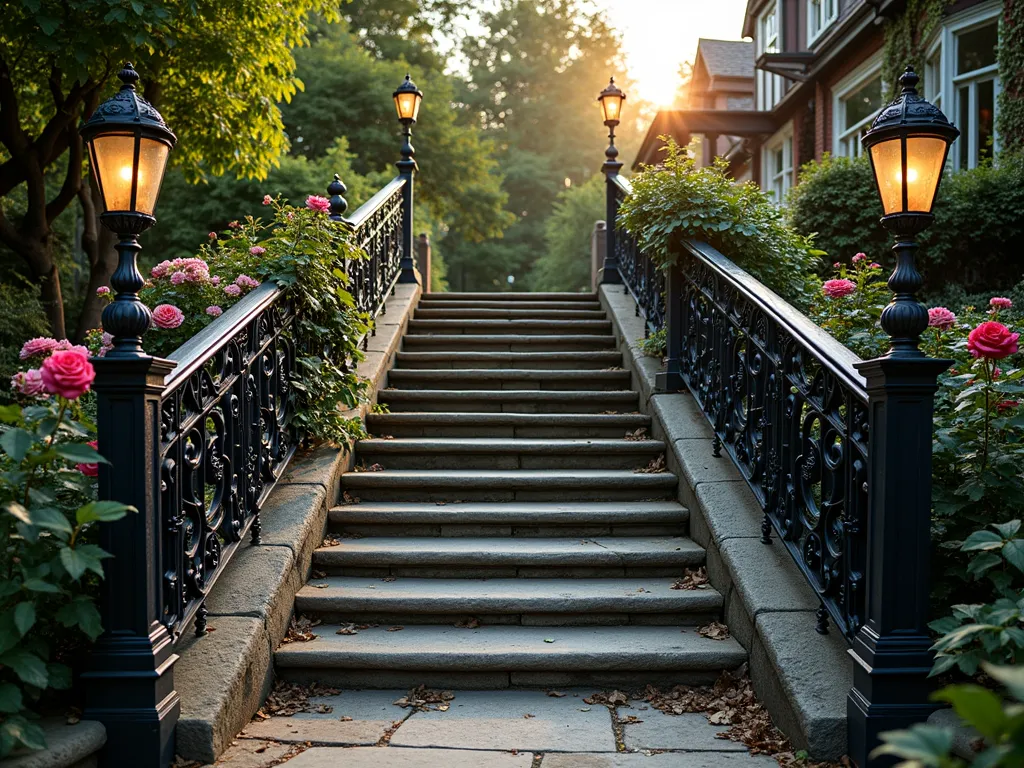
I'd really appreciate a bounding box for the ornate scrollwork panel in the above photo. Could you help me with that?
[613,184,665,336]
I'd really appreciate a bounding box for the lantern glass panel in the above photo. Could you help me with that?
[90,133,136,212]
[601,93,623,124]
[134,138,170,215]
[905,136,947,213]
[870,137,904,215]
[395,91,421,121]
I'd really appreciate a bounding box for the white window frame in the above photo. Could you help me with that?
[931,0,1001,169]
[832,52,884,158]
[762,123,794,203]
[756,0,785,111]
[807,0,838,46]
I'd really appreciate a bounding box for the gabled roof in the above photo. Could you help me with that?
[695,39,755,80]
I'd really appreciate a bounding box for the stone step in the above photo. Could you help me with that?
[340,468,674,502]
[365,412,651,439]
[274,625,747,688]
[394,351,624,370]
[402,334,617,352]
[313,536,700,573]
[355,438,664,470]
[330,501,687,528]
[426,292,597,302]
[386,369,630,392]
[414,308,608,320]
[295,577,722,624]
[418,300,603,311]
[407,319,613,336]
[377,389,638,414]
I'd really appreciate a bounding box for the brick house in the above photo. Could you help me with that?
[634,0,1004,200]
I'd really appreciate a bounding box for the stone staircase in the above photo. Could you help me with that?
[275,292,746,689]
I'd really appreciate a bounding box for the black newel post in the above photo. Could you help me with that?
[655,264,684,393]
[394,74,423,284]
[597,77,626,284]
[78,64,179,768]
[847,68,959,767]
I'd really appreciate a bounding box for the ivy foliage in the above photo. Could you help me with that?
[998,0,1024,153]
[881,0,951,100]
[617,138,821,305]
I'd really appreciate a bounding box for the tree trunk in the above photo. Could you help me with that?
[74,178,117,342]
[26,240,67,340]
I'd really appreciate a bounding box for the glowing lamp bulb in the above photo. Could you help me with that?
[120,165,134,182]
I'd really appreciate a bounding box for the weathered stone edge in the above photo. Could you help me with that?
[173,281,421,762]
[4,718,106,768]
[598,283,851,760]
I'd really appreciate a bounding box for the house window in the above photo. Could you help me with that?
[808,0,838,44]
[953,20,999,168]
[756,1,784,111]
[763,129,793,203]
[832,56,884,158]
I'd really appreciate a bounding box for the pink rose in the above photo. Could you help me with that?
[870,263,881,269]
[208,232,217,240]
[40,350,95,400]
[833,262,841,269]
[305,195,330,213]
[228,220,240,229]
[234,274,260,290]
[11,369,45,397]
[206,305,223,317]
[286,212,295,221]
[990,297,1013,309]
[76,440,99,477]
[967,321,1020,360]
[249,246,266,256]
[822,279,856,299]
[96,286,110,296]
[223,284,242,297]
[852,253,866,263]
[55,340,90,356]
[152,304,185,330]
[170,271,186,285]
[212,276,221,286]
[262,195,272,205]
[927,307,956,330]
[20,337,59,360]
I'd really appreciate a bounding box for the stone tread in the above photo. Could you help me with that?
[312,536,704,567]
[330,501,688,526]
[414,308,608,319]
[387,368,630,383]
[402,334,617,348]
[395,350,624,365]
[378,389,638,403]
[340,469,675,490]
[295,577,723,614]
[354,438,665,454]
[366,412,650,428]
[427,292,599,301]
[274,624,747,671]
[407,319,613,335]
[417,300,603,310]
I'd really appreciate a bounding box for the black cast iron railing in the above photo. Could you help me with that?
[610,175,665,337]
[672,241,869,640]
[87,166,420,767]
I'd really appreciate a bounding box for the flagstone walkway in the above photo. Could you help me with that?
[208,689,779,767]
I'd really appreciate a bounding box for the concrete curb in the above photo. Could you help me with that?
[174,282,421,763]
[598,284,851,760]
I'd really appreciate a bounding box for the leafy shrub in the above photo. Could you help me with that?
[530,174,604,292]
[618,137,820,305]
[873,663,1024,767]
[637,328,666,359]
[0,351,130,756]
[0,284,50,406]
[788,153,1024,295]
[809,256,891,359]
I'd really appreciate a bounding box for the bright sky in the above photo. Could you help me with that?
[596,0,751,106]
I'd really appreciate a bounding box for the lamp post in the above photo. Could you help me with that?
[598,77,626,284]
[394,74,423,284]
[848,67,959,767]
[79,63,180,767]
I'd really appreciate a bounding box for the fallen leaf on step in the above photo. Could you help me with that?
[321,535,341,548]
[455,617,480,629]
[386,625,404,632]
[624,427,649,441]
[313,704,333,714]
[336,624,359,635]
[313,569,327,579]
[584,690,629,706]
[311,583,328,589]
[523,713,534,719]
[339,716,353,722]
[634,454,667,473]
[546,691,567,698]
[543,638,555,643]
[257,680,339,717]
[618,715,643,724]
[341,492,360,505]
[382,576,397,582]
[672,567,709,591]
[697,621,730,641]
[367,463,384,472]
[393,685,455,712]
[281,616,320,644]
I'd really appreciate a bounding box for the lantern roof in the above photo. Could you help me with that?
[862,68,959,148]
[80,63,177,146]
[598,77,626,104]
[393,73,423,100]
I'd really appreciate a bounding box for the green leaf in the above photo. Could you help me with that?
[0,649,48,687]
[1003,540,1024,573]
[21,578,61,594]
[13,603,34,636]
[55,443,109,465]
[46,663,71,690]
[962,529,1006,551]
[984,662,1024,703]
[934,684,1007,741]
[0,682,22,714]
[0,404,23,425]
[871,724,953,762]
[56,597,103,640]
[0,429,32,462]
[2,502,31,525]
[1,715,46,752]
[967,552,1003,578]
[993,520,1022,539]
[75,501,135,525]
[60,545,107,581]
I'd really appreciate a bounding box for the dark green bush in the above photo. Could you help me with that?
[788,153,1024,298]
[0,282,50,405]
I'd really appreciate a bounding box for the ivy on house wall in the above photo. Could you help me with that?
[998,0,1024,153]
[882,0,1024,152]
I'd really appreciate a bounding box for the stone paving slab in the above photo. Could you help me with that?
[618,710,746,752]
[542,752,779,767]
[282,746,533,767]
[389,689,617,752]
[239,690,406,746]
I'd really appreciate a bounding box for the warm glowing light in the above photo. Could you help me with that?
[895,167,919,184]
[120,166,134,182]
